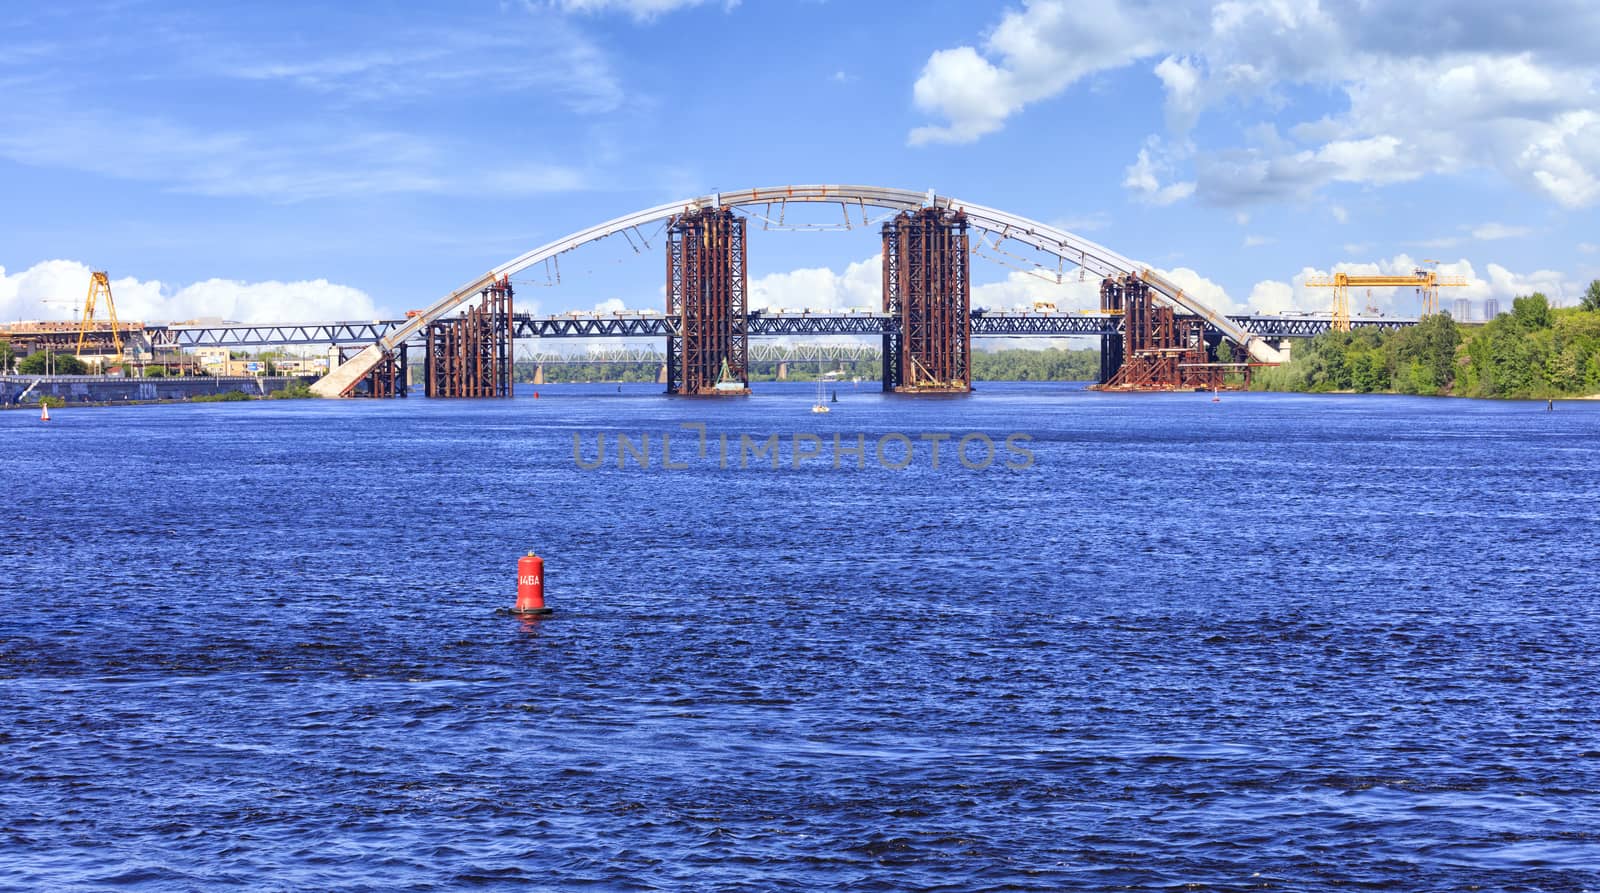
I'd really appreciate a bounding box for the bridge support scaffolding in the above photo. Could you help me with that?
[424,276,513,398]
[880,209,971,393]
[1098,276,1126,384]
[666,208,749,396]
[1094,275,1241,392]
[338,344,408,397]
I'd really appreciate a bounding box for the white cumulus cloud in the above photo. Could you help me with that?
[909,0,1169,146]
[909,0,1600,208]
[1124,143,1196,205]
[0,260,381,325]
[748,255,882,313]
[972,270,1104,311]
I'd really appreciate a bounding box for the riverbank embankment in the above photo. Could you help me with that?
[0,374,317,408]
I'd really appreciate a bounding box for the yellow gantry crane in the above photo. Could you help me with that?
[75,270,124,363]
[1306,261,1468,331]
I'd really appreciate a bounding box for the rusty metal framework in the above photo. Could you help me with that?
[424,276,513,397]
[1099,276,1126,315]
[339,344,408,397]
[880,209,970,393]
[1094,275,1242,391]
[665,208,749,396]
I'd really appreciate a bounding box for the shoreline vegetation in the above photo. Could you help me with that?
[11,291,1600,402]
[1253,287,1600,400]
[515,347,1101,385]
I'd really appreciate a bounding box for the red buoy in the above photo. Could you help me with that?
[513,552,552,615]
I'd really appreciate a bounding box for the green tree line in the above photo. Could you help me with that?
[514,347,1100,384]
[15,350,90,375]
[1254,282,1600,399]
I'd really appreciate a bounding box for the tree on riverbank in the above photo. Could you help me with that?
[1458,293,1600,397]
[1252,313,1461,395]
[17,352,89,375]
[1255,284,1600,399]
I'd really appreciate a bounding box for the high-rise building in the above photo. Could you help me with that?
[1483,298,1501,320]
[1453,298,1472,320]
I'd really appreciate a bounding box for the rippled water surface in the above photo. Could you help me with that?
[4,383,1600,891]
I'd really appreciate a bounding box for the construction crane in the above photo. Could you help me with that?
[1305,261,1468,331]
[74,271,124,362]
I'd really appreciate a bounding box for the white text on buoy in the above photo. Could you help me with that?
[512,552,552,615]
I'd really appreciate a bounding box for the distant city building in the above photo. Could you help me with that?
[1453,298,1471,321]
[1483,298,1501,319]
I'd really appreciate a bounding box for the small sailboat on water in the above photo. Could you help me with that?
[811,361,831,413]
[40,402,50,422]
[811,376,830,413]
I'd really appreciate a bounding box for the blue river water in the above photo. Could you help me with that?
[3,382,1600,891]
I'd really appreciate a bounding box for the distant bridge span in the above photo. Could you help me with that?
[151,312,1411,349]
[524,342,884,366]
[311,185,1288,396]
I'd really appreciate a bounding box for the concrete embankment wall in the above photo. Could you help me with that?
[0,375,317,406]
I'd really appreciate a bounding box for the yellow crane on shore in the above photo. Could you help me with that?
[74,271,124,362]
[1306,261,1468,331]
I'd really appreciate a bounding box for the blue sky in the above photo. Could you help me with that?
[3,0,1599,323]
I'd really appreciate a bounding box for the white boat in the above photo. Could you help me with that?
[812,373,830,413]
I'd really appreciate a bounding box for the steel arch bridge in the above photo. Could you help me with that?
[311,184,1287,396]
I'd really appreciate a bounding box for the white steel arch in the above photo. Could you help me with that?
[312,184,1281,396]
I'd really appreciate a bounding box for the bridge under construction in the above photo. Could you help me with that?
[304,184,1307,399]
[6,184,1426,399]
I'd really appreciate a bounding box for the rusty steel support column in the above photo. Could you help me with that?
[1094,274,1236,392]
[424,276,513,398]
[665,208,749,396]
[880,208,969,393]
